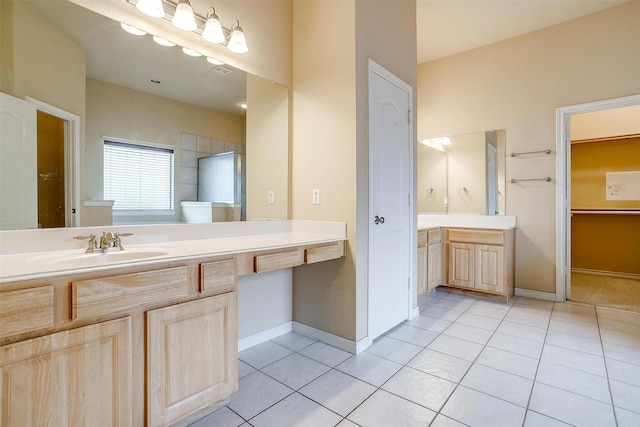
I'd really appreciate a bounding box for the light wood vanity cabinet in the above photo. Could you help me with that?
[0,257,237,427]
[0,238,345,426]
[0,317,133,426]
[147,294,237,427]
[444,228,515,302]
[417,228,443,296]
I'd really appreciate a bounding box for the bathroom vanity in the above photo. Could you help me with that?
[0,221,345,426]
[417,215,517,303]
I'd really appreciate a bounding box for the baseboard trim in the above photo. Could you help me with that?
[292,321,370,354]
[572,268,640,281]
[514,288,557,302]
[410,307,420,320]
[238,322,292,352]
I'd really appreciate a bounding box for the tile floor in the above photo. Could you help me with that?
[190,292,640,427]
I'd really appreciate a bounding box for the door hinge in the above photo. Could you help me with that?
[408,110,411,122]
[408,278,411,289]
[408,193,411,206]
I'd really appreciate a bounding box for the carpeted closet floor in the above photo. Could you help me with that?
[570,272,640,312]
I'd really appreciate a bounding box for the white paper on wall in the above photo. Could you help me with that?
[606,171,640,201]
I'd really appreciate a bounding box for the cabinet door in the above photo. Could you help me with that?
[427,242,442,290]
[448,242,474,288]
[0,317,132,426]
[417,246,427,296]
[474,244,504,294]
[147,293,238,427]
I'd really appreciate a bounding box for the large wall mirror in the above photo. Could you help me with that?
[417,130,506,215]
[2,0,289,230]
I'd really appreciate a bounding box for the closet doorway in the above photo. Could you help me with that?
[556,95,640,311]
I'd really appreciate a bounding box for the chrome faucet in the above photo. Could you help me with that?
[74,231,134,253]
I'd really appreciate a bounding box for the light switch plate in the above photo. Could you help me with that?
[312,189,320,205]
[268,191,275,205]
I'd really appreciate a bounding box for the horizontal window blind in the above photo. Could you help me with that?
[104,140,174,210]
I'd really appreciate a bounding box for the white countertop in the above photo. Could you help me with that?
[418,214,517,230]
[0,220,346,284]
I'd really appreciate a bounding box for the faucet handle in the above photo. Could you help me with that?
[73,234,97,253]
[114,232,134,250]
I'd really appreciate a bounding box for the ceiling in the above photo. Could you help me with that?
[25,1,629,112]
[417,0,629,63]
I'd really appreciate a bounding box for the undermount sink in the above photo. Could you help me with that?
[27,248,170,267]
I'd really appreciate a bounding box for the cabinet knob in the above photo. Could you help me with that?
[374,215,385,225]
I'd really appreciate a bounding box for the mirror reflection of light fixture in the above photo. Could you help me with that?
[172,0,197,31]
[153,36,176,47]
[202,7,225,43]
[227,21,249,54]
[120,22,147,36]
[206,57,225,65]
[419,136,450,152]
[182,47,202,57]
[136,0,164,18]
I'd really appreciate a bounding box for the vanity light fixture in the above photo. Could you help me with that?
[120,22,147,36]
[172,0,197,31]
[152,35,176,47]
[202,7,225,43]
[129,0,248,54]
[136,0,165,18]
[227,21,248,54]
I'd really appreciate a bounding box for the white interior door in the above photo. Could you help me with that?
[0,92,37,229]
[368,63,412,341]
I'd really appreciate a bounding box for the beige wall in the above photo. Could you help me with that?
[417,1,640,294]
[246,74,289,220]
[85,78,245,223]
[291,0,358,340]
[572,105,640,141]
[291,0,416,342]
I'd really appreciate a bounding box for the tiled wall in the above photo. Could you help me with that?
[180,133,246,201]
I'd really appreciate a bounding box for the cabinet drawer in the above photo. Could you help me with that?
[305,242,345,264]
[447,228,504,245]
[254,249,304,273]
[428,228,441,243]
[0,286,54,338]
[72,267,189,321]
[201,258,236,294]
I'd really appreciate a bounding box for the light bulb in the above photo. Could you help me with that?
[202,9,225,43]
[227,23,248,54]
[172,0,197,31]
[136,0,164,18]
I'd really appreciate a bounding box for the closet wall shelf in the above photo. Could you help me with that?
[571,210,640,215]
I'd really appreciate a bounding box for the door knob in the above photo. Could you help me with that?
[374,215,385,225]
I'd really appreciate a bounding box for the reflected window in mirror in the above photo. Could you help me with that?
[104,140,175,212]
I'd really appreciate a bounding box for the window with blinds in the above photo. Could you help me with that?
[104,140,174,210]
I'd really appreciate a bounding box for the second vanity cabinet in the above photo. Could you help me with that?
[417,228,443,296]
[443,227,515,302]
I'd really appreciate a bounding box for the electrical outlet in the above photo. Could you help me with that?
[312,189,320,205]
[268,191,275,205]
